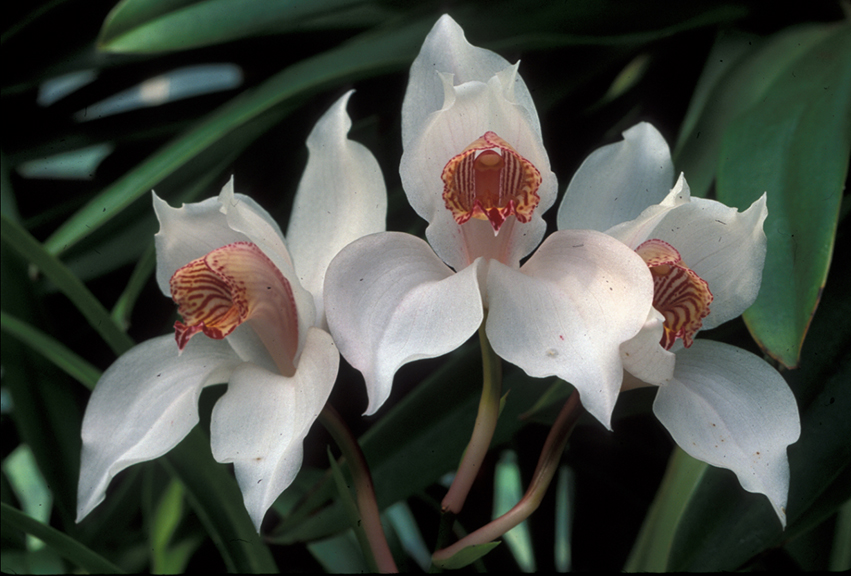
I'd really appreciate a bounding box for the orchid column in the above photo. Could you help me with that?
[77,92,388,534]
[325,15,656,519]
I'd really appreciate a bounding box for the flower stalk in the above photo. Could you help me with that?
[318,404,398,573]
[433,390,582,563]
[441,318,503,515]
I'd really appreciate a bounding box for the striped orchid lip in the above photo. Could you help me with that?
[170,241,299,376]
[635,238,713,350]
[441,131,542,233]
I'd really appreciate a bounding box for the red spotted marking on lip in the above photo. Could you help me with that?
[636,239,713,350]
[441,131,542,233]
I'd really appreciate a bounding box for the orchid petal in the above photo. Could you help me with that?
[324,232,484,415]
[153,190,251,296]
[653,340,800,526]
[154,184,315,360]
[217,181,316,355]
[558,122,674,233]
[400,16,555,269]
[620,308,676,386]
[210,327,338,531]
[485,230,654,428]
[77,335,241,522]
[612,182,768,329]
[402,14,538,150]
[287,90,387,324]
[403,74,555,266]
[404,72,551,218]
[605,173,691,249]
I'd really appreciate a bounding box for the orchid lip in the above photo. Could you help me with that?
[170,241,299,376]
[441,131,542,233]
[636,238,713,349]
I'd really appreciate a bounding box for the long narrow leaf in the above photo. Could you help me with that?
[44,17,432,257]
[717,24,851,367]
[1,503,125,574]
[1,213,134,356]
[0,310,101,390]
[161,429,278,573]
[99,0,371,53]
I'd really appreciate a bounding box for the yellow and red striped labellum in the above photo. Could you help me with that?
[636,239,713,350]
[441,131,542,233]
[170,241,299,375]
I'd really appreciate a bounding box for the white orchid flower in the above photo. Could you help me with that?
[558,122,800,526]
[324,15,654,428]
[76,91,387,531]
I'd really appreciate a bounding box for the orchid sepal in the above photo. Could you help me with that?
[324,231,485,415]
[485,229,654,428]
[211,327,339,530]
[652,340,800,527]
[287,90,388,325]
[76,335,242,522]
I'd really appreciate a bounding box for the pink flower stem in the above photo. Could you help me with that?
[433,391,582,564]
[319,404,398,573]
[441,320,503,515]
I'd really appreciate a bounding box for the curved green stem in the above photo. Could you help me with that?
[318,405,397,573]
[441,320,502,515]
[433,391,582,564]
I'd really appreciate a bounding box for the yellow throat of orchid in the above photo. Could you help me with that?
[636,238,713,350]
[441,131,542,233]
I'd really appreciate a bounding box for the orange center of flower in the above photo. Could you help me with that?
[169,241,299,375]
[441,131,542,233]
[635,239,713,350]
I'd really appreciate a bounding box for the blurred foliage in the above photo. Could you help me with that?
[2,0,849,572]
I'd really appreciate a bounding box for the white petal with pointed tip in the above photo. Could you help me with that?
[210,327,338,531]
[153,191,247,296]
[402,14,537,149]
[485,229,654,429]
[77,335,241,522]
[324,232,484,415]
[287,90,387,325]
[605,173,691,249]
[653,339,800,526]
[558,122,674,233]
[402,73,555,226]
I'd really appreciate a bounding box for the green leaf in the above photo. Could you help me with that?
[307,530,371,573]
[150,478,187,573]
[554,465,574,572]
[624,448,708,572]
[0,503,125,574]
[494,450,535,572]
[830,498,851,571]
[716,24,851,367]
[3,445,53,551]
[432,541,501,570]
[99,0,372,53]
[384,502,431,571]
[674,24,831,198]
[1,240,89,524]
[161,429,278,573]
[44,16,431,257]
[327,446,377,572]
[0,310,101,390]
[1,213,135,356]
